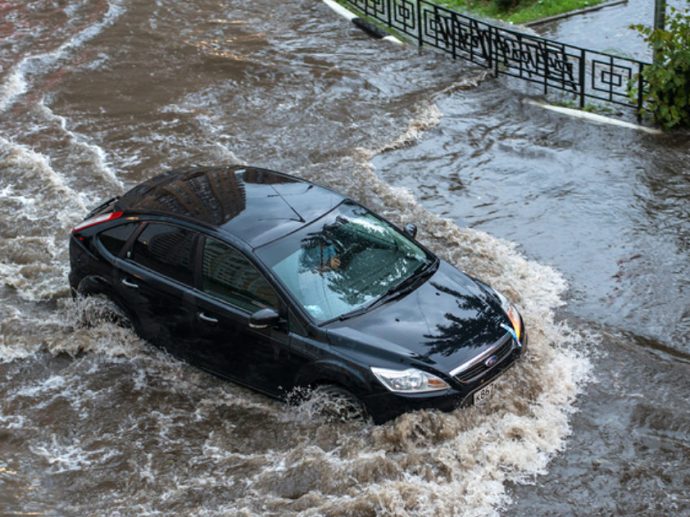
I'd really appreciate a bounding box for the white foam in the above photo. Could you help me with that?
[0,337,42,364]
[0,137,86,302]
[15,375,67,398]
[0,131,102,296]
[0,414,26,430]
[0,135,88,213]
[375,103,443,154]
[0,0,125,113]
[30,435,120,473]
[0,295,156,364]
[37,99,124,190]
[0,68,28,112]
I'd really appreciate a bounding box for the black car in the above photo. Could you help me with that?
[69,165,526,423]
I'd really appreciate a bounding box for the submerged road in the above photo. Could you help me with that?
[0,0,688,515]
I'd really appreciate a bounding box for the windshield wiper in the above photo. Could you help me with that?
[337,258,438,322]
[379,258,437,301]
[337,304,375,321]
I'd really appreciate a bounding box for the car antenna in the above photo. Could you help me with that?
[269,185,305,223]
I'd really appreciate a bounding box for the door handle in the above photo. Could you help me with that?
[198,312,218,324]
[121,278,139,289]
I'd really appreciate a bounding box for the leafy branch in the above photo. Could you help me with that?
[631,7,690,129]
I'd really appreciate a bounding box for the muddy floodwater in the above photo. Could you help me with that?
[1,1,688,515]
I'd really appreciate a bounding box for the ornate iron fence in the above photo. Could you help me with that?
[343,0,648,114]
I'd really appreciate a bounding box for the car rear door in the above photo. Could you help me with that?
[114,222,199,358]
[189,235,299,397]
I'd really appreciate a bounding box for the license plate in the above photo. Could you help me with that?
[473,381,496,405]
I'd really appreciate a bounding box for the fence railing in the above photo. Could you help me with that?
[343,0,648,115]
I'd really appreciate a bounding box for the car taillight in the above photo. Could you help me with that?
[72,211,124,233]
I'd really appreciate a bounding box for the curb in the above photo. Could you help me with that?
[525,0,628,27]
[524,100,661,134]
[322,0,403,44]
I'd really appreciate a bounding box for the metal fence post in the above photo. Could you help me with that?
[492,27,499,76]
[484,24,492,70]
[542,43,548,95]
[417,0,423,47]
[579,48,586,109]
[386,0,392,27]
[433,3,439,48]
[637,62,645,121]
[450,12,457,60]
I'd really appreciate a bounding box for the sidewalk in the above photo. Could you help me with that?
[532,0,686,61]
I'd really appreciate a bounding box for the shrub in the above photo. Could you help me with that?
[494,0,517,12]
[632,8,690,129]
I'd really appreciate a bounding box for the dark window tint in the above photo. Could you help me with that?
[131,223,196,285]
[202,238,279,312]
[99,223,137,257]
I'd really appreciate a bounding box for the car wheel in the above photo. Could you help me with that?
[307,384,369,422]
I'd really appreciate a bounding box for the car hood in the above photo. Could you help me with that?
[325,261,511,374]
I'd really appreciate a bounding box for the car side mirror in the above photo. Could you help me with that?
[249,308,281,329]
[404,223,418,239]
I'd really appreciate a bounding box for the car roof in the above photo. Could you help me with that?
[115,165,345,248]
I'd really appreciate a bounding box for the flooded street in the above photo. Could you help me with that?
[534,0,688,60]
[1,1,688,515]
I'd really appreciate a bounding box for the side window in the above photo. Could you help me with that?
[130,223,196,285]
[98,222,137,257]
[202,238,279,312]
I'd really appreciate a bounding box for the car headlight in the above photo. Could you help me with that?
[370,367,450,393]
[493,289,523,344]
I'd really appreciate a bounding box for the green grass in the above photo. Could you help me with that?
[437,0,606,24]
[336,0,607,32]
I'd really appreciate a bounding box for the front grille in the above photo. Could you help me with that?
[453,334,514,384]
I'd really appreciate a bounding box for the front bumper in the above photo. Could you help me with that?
[362,387,470,424]
[362,337,526,424]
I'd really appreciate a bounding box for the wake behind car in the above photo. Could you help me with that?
[69,165,527,423]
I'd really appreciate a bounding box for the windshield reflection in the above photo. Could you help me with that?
[257,202,432,323]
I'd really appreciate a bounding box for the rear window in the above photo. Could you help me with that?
[98,223,137,257]
[130,223,196,285]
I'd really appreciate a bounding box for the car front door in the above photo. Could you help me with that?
[190,236,298,396]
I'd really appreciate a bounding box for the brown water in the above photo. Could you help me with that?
[0,1,687,515]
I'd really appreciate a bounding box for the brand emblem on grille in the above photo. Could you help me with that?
[484,355,498,368]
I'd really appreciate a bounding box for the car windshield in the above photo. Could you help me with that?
[255,201,433,323]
